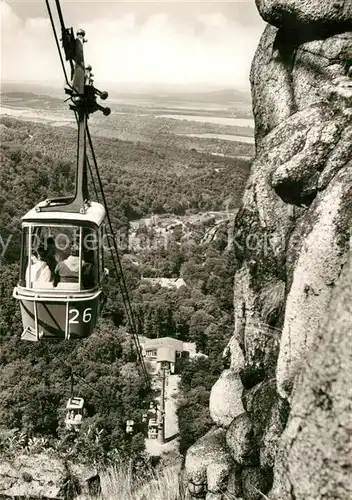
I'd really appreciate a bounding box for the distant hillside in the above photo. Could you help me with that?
[199,87,251,103]
[109,87,251,105]
[1,82,251,106]
[1,92,54,99]
[0,91,65,111]
[0,82,63,97]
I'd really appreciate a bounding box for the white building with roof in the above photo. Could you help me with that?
[139,336,196,374]
[140,277,187,290]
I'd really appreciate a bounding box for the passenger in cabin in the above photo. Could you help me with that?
[55,242,81,284]
[46,237,65,286]
[75,413,82,423]
[82,250,96,289]
[66,411,75,421]
[26,246,52,287]
[46,237,61,273]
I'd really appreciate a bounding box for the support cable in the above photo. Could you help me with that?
[87,158,100,203]
[54,0,66,32]
[72,110,100,203]
[44,0,71,87]
[86,125,150,386]
[51,350,101,396]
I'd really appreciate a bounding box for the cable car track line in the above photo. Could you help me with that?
[86,125,150,386]
[73,110,100,204]
[44,0,71,88]
[51,350,101,396]
[54,0,66,34]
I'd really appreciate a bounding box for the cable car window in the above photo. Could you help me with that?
[21,224,99,291]
[24,226,53,288]
[51,226,81,290]
[23,225,78,290]
[81,227,99,290]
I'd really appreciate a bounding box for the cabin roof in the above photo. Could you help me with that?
[66,397,84,410]
[22,201,106,227]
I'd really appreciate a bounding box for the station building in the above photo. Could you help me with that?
[139,336,196,374]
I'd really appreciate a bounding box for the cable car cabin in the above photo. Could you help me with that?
[65,397,84,430]
[148,418,158,439]
[13,201,107,341]
[126,420,134,434]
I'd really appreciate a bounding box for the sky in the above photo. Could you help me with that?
[0,1,265,90]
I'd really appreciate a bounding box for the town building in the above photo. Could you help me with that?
[140,277,187,290]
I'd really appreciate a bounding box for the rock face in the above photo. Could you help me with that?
[255,0,352,31]
[0,454,100,499]
[185,428,233,497]
[276,165,351,398]
[209,370,244,428]
[271,255,352,499]
[185,1,351,499]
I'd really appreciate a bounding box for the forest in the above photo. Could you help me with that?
[0,116,251,463]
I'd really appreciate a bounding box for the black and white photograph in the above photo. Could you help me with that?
[0,0,351,498]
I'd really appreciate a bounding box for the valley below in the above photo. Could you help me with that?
[0,82,252,498]
[0,86,255,162]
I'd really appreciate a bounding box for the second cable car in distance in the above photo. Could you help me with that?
[13,26,111,342]
[65,397,84,430]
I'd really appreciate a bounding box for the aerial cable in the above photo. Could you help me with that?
[86,129,140,322]
[53,0,75,85]
[87,157,100,203]
[86,124,150,386]
[86,127,149,383]
[44,0,71,87]
[70,369,74,399]
[54,0,66,33]
[72,110,100,203]
[51,350,101,396]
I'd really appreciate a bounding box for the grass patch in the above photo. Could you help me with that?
[77,461,186,500]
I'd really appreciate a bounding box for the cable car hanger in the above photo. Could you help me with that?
[42,0,110,215]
